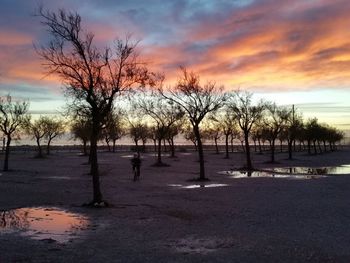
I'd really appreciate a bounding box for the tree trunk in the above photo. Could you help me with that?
[214,138,219,154]
[90,120,102,204]
[313,140,317,154]
[318,141,322,153]
[157,137,162,164]
[225,134,229,159]
[105,137,111,152]
[279,140,283,153]
[46,138,52,155]
[163,139,167,152]
[153,139,157,153]
[258,139,262,153]
[244,131,252,170]
[287,139,293,160]
[36,138,43,158]
[112,140,116,153]
[240,141,245,152]
[83,140,88,155]
[134,140,139,154]
[193,125,206,180]
[3,135,11,171]
[193,140,198,151]
[170,137,175,157]
[307,140,311,154]
[253,140,257,152]
[142,141,146,153]
[271,139,275,162]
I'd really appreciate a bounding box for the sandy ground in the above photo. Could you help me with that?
[1,147,350,262]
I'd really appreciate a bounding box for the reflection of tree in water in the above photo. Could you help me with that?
[0,210,30,230]
[307,168,328,175]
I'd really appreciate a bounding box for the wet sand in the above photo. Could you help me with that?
[1,147,350,262]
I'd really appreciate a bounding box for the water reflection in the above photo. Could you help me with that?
[120,154,136,158]
[168,183,229,189]
[0,207,89,243]
[218,170,323,179]
[267,165,350,175]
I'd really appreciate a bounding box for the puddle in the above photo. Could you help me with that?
[168,236,235,254]
[265,165,350,175]
[0,207,89,243]
[120,154,135,158]
[120,155,145,159]
[147,153,171,157]
[218,170,323,179]
[168,183,229,189]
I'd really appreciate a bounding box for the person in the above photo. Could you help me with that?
[131,153,141,181]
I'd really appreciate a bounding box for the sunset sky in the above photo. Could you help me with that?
[0,0,350,130]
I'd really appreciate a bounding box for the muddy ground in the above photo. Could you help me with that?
[1,147,350,262]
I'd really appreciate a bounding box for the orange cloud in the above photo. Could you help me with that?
[140,0,350,92]
[2,0,350,96]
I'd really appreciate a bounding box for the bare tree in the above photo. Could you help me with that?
[305,118,320,154]
[263,103,290,162]
[159,68,226,180]
[165,122,183,157]
[211,108,237,158]
[285,107,303,159]
[277,128,287,153]
[327,127,344,151]
[228,91,266,170]
[135,92,184,165]
[303,119,344,154]
[147,125,158,153]
[0,95,30,171]
[203,123,222,154]
[25,116,48,158]
[102,109,125,152]
[251,126,260,153]
[128,120,149,154]
[37,8,152,205]
[43,117,65,155]
[182,124,198,151]
[71,117,92,156]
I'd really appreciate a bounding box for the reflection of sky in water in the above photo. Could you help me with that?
[219,165,350,179]
[218,171,324,180]
[0,207,89,243]
[120,155,146,159]
[120,155,136,158]
[266,165,350,175]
